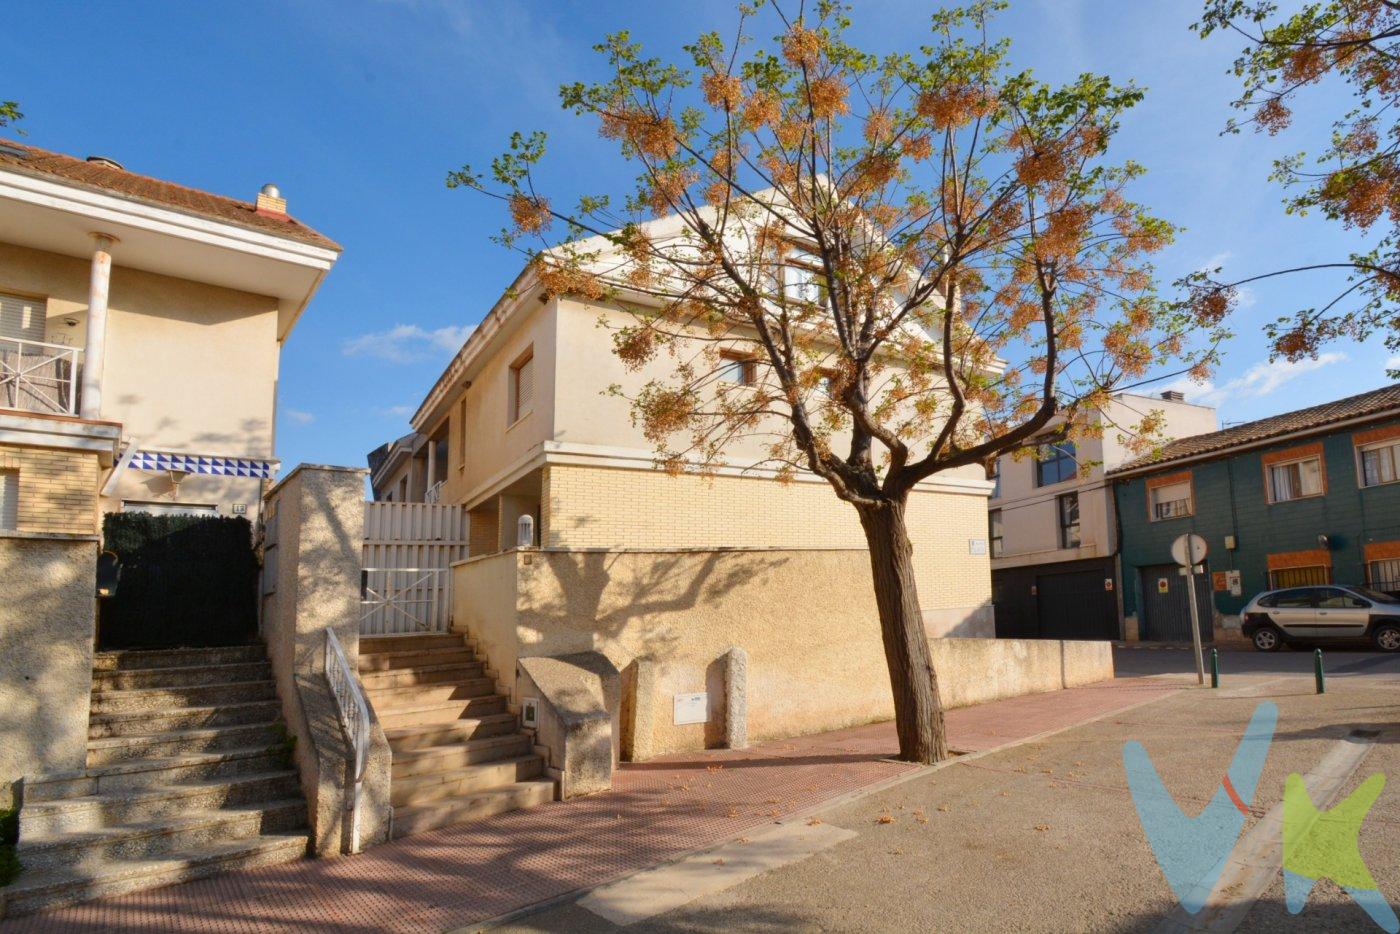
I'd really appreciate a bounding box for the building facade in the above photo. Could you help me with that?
[1110,385,1400,642]
[990,391,1217,640]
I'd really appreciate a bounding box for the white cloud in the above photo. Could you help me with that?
[1387,354,1400,373]
[377,404,416,419]
[283,408,315,425]
[1198,251,1233,274]
[342,323,474,363]
[1160,352,1347,407]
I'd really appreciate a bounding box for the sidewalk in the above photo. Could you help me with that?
[2,678,1180,933]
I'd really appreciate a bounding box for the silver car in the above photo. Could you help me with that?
[1240,585,1400,652]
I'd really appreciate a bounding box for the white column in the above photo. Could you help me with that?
[425,440,437,500]
[80,233,117,420]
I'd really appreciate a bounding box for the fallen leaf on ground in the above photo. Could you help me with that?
[876,814,895,824]
[1034,824,1050,832]
[807,817,823,826]
[707,765,724,772]
[937,804,951,812]
[727,808,740,818]
[714,858,725,866]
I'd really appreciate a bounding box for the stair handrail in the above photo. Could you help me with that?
[323,626,371,853]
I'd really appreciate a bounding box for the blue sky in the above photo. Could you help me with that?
[7,0,1395,472]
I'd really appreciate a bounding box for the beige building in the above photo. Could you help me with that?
[989,391,1217,640]
[0,140,339,523]
[0,137,336,782]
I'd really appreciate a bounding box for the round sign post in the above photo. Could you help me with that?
[1172,534,1209,685]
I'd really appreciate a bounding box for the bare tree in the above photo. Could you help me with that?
[451,0,1223,763]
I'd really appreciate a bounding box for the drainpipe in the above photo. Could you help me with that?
[80,233,118,420]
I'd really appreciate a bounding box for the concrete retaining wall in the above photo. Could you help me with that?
[454,547,1114,760]
[0,535,97,788]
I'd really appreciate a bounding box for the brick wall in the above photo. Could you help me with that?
[0,444,99,536]
[541,463,991,616]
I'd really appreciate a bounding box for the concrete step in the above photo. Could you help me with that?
[89,679,276,715]
[391,780,555,839]
[19,771,302,835]
[92,644,266,672]
[92,661,273,692]
[359,633,464,655]
[87,723,284,766]
[390,734,534,780]
[359,661,485,690]
[0,833,308,918]
[374,695,509,731]
[16,800,306,872]
[89,700,281,738]
[27,747,290,801]
[384,714,520,751]
[390,755,544,808]
[356,647,478,672]
[364,679,497,709]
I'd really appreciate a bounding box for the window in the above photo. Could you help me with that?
[1316,588,1369,609]
[1057,492,1081,548]
[0,470,16,530]
[0,291,46,342]
[1267,456,1323,502]
[1035,441,1077,487]
[783,251,823,304]
[509,350,534,424]
[1359,439,1400,488]
[1260,588,1320,608]
[719,353,757,387]
[1150,480,1193,521]
[1368,558,1400,595]
[989,509,1003,557]
[990,460,1001,499]
[1268,565,1331,589]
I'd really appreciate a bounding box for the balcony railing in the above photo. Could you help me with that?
[0,337,81,416]
[424,479,445,504]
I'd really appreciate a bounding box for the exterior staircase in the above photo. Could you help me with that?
[358,633,555,839]
[2,645,307,918]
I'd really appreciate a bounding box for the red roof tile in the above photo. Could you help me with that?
[0,138,339,251]
[1111,383,1400,475]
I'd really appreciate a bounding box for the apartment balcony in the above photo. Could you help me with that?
[0,336,82,417]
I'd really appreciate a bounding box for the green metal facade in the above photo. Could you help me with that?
[1114,418,1400,620]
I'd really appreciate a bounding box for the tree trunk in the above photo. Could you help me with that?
[857,498,948,764]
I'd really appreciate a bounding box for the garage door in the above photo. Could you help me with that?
[1035,568,1118,641]
[1139,563,1213,642]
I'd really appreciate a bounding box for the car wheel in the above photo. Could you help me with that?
[1252,626,1284,652]
[1372,623,1400,653]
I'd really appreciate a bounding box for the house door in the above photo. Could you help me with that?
[1139,563,1213,643]
[1035,567,1118,640]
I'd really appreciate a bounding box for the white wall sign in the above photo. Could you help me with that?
[673,692,709,725]
[968,538,987,556]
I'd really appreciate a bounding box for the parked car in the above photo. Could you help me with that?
[1240,585,1400,652]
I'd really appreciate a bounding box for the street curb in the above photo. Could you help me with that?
[462,682,1184,932]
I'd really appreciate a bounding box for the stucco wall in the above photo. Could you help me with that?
[0,241,280,516]
[0,535,96,785]
[0,444,100,535]
[542,464,992,632]
[454,547,1102,758]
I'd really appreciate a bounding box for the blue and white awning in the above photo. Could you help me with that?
[130,449,279,479]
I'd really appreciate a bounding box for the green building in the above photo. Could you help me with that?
[1109,385,1400,642]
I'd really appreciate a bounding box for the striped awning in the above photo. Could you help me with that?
[130,449,278,479]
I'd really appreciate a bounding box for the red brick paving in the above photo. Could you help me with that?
[2,678,1178,933]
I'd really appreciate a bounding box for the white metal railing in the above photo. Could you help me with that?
[324,627,371,853]
[360,567,449,635]
[0,337,81,416]
[424,479,445,504]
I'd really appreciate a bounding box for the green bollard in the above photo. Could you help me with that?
[1211,648,1219,689]
[1314,648,1325,695]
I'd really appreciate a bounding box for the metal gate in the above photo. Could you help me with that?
[1139,562,1213,642]
[361,502,468,635]
[1035,568,1118,641]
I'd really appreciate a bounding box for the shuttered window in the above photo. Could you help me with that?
[1150,481,1193,520]
[0,470,18,530]
[0,292,46,343]
[510,350,534,424]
